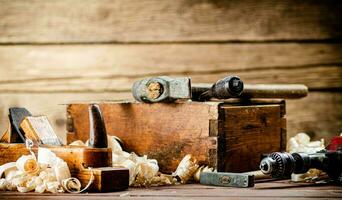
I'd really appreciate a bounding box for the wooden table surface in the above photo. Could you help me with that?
[0,180,341,200]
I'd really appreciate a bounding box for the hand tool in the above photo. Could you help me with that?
[132,75,244,103]
[0,108,32,143]
[200,172,254,187]
[132,76,308,103]
[0,105,130,192]
[132,76,191,103]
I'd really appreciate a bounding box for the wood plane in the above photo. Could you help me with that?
[0,105,129,192]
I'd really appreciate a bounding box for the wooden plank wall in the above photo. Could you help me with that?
[0,0,341,143]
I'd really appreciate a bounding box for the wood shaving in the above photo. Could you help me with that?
[0,162,16,178]
[287,132,324,154]
[69,140,85,146]
[62,178,82,193]
[287,133,325,182]
[172,154,199,184]
[16,155,40,176]
[0,147,85,193]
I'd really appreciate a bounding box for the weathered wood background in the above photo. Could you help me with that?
[0,0,341,143]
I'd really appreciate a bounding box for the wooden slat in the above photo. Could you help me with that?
[0,66,340,92]
[287,92,342,142]
[0,43,341,92]
[221,105,283,172]
[0,0,342,43]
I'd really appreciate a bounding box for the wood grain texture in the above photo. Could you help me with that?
[220,105,284,172]
[0,143,30,165]
[67,102,219,173]
[0,182,341,199]
[76,167,129,192]
[0,43,341,92]
[0,0,342,43]
[286,92,342,142]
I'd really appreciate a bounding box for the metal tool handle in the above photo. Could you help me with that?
[191,76,244,101]
[241,84,308,99]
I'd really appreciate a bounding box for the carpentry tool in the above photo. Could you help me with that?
[132,76,243,103]
[260,138,342,184]
[132,76,191,103]
[191,76,244,101]
[0,107,32,143]
[200,172,254,187]
[20,116,63,146]
[132,76,308,103]
[88,104,108,148]
[192,82,308,100]
[0,105,130,192]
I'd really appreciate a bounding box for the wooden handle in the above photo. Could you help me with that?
[88,104,108,148]
[192,83,308,100]
[241,84,308,99]
[244,170,271,180]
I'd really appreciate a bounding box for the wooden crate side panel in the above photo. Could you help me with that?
[67,102,219,173]
[220,105,282,172]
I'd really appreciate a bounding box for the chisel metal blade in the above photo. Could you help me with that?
[200,172,254,188]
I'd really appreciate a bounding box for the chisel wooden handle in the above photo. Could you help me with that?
[241,84,308,99]
[88,104,108,148]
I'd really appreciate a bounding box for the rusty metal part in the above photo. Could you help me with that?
[132,76,191,103]
[200,172,254,187]
[88,104,108,148]
[192,76,244,101]
[132,76,308,103]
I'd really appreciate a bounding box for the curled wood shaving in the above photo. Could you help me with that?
[172,154,199,184]
[0,147,89,193]
[16,155,40,176]
[62,168,94,193]
[0,162,16,178]
[287,133,324,154]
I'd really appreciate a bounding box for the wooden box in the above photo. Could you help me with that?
[66,99,286,173]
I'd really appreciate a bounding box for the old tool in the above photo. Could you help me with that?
[20,116,63,146]
[0,107,32,143]
[132,76,243,103]
[0,105,130,192]
[260,139,342,184]
[132,76,308,103]
[88,104,108,148]
[200,172,254,187]
[192,83,308,101]
[191,76,244,101]
[132,76,191,103]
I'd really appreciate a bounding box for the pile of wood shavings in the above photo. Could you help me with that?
[0,148,83,193]
[71,135,214,187]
